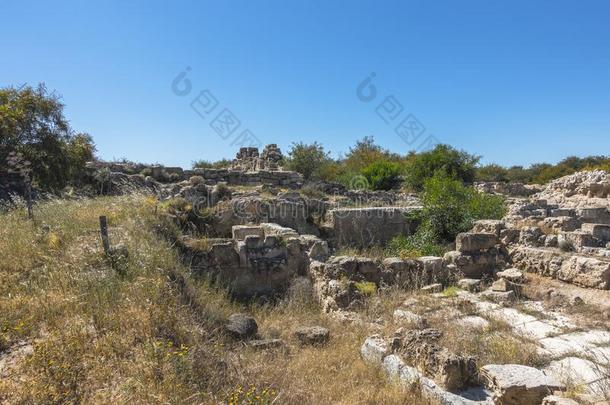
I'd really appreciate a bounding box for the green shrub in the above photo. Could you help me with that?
[361,160,401,190]
[417,173,506,242]
[404,144,479,191]
[354,281,376,296]
[285,142,333,181]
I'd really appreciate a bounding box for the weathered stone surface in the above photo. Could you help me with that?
[456,316,490,329]
[328,206,420,248]
[472,220,505,236]
[393,309,428,328]
[557,255,610,289]
[559,230,598,249]
[519,227,545,247]
[541,395,579,405]
[481,364,565,405]
[226,313,258,339]
[361,335,390,364]
[582,223,610,242]
[480,289,516,303]
[509,246,566,278]
[231,225,265,240]
[458,278,482,292]
[496,268,524,283]
[456,233,499,253]
[293,326,330,346]
[400,329,478,391]
[491,278,521,293]
[444,249,506,279]
[246,338,285,350]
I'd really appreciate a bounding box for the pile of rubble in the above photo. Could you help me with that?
[534,170,609,208]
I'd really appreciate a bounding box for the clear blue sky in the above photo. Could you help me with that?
[2,0,609,168]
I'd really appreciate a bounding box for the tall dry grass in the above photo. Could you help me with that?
[0,195,412,404]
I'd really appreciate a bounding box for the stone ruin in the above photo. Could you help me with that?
[232,144,284,171]
[153,168,610,403]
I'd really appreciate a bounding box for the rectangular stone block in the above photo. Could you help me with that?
[456,232,499,253]
[581,223,610,242]
[232,225,264,241]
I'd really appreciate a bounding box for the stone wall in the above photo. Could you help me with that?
[178,223,328,300]
[325,207,421,248]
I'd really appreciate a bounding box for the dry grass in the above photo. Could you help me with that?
[0,195,412,404]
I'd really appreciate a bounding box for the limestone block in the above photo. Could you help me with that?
[456,232,499,253]
[481,364,565,405]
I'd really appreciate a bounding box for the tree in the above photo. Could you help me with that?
[475,164,508,182]
[404,144,480,190]
[361,160,401,190]
[0,83,96,189]
[285,142,332,180]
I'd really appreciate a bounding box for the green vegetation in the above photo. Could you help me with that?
[0,84,96,190]
[386,173,506,258]
[192,158,232,169]
[361,160,401,191]
[284,141,333,180]
[417,173,506,241]
[403,144,480,191]
[476,155,610,184]
[354,281,377,296]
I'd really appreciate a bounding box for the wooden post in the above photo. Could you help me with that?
[99,215,110,254]
[26,183,33,220]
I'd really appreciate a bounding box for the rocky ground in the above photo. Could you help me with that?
[1,157,608,404]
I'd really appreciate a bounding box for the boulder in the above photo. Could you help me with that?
[400,329,478,391]
[226,313,258,339]
[481,364,565,405]
[557,255,610,289]
[361,335,391,364]
[456,232,499,253]
[457,278,482,292]
[293,326,330,346]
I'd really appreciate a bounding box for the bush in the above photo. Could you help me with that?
[361,160,401,190]
[192,159,232,169]
[404,144,479,191]
[475,164,508,182]
[417,173,506,242]
[285,142,333,181]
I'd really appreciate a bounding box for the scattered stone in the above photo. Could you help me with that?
[481,364,565,405]
[226,313,258,339]
[458,278,482,292]
[496,268,524,283]
[393,309,428,328]
[491,278,521,293]
[361,335,390,364]
[480,289,516,303]
[456,316,490,329]
[293,326,330,346]
[421,283,443,294]
[246,338,285,350]
[400,329,478,391]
